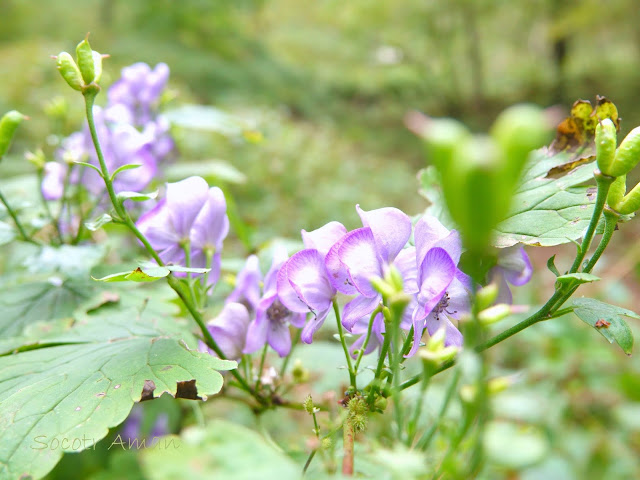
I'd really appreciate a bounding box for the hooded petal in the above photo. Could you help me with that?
[415,216,462,267]
[136,198,181,250]
[325,234,359,295]
[207,302,251,359]
[191,187,229,251]
[342,294,381,331]
[278,249,335,314]
[263,245,289,296]
[356,205,411,262]
[243,315,268,354]
[337,227,382,297]
[166,176,209,239]
[302,221,347,258]
[393,246,418,294]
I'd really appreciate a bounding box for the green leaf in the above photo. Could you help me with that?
[165,160,246,185]
[85,213,113,231]
[493,149,599,247]
[139,422,299,480]
[555,272,600,287]
[0,220,16,245]
[93,267,170,283]
[0,279,99,338]
[116,190,158,203]
[546,255,560,277]
[164,265,210,274]
[572,298,636,355]
[484,421,548,469]
[0,309,235,480]
[110,163,142,181]
[22,244,107,276]
[418,166,456,230]
[73,161,103,176]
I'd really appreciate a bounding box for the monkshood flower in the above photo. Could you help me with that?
[226,254,262,312]
[491,246,533,304]
[277,221,347,343]
[41,162,66,201]
[198,302,251,360]
[136,176,229,283]
[409,215,470,357]
[326,205,414,330]
[107,62,169,126]
[244,246,306,357]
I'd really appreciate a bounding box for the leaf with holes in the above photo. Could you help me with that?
[0,308,235,480]
[572,298,636,355]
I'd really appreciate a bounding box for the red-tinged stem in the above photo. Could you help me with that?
[342,421,354,476]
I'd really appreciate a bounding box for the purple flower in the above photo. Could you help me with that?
[409,216,470,357]
[150,413,170,438]
[41,162,66,201]
[120,406,143,442]
[198,302,251,360]
[226,254,262,312]
[136,176,229,282]
[491,247,533,304]
[107,62,169,126]
[326,205,413,330]
[243,246,306,357]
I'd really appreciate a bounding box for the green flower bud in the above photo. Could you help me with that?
[303,394,315,415]
[607,174,626,210]
[92,50,104,83]
[0,110,26,160]
[292,359,310,383]
[595,119,618,176]
[478,303,511,326]
[55,52,83,91]
[419,327,459,367]
[373,396,388,412]
[609,126,640,177]
[76,35,96,85]
[25,149,46,170]
[475,282,499,312]
[321,438,332,450]
[490,104,551,185]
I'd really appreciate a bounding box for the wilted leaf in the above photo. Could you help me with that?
[572,298,635,355]
[0,309,235,480]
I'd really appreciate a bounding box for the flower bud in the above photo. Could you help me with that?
[490,104,551,185]
[460,375,517,403]
[76,35,96,84]
[0,110,26,160]
[92,50,104,83]
[55,52,83,91]
[614,180,640,215]
[595,119,618,176]
[303,394,315,414]
[478,303,525,326]
[419,327,459,367]
[292,359,310,383]
[25,149,46,170]
[475,282,499,311]
[609,126,640,177]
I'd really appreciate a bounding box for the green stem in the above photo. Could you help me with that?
[416,368,461,450]
[255,344,268,392]
[406,365,432,444]
[333,298,356,390]
[279,327,301,380]
[583,209,618,274]
[367,308,393,405]
[569,171,614,273]
[0,189,36,244]
[353,306,382,376]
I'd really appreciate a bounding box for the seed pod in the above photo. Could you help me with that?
[607,174,626,210]
[0,110,26,159]
[595,118,618,176]
[92,51,103,83]
[56,52,83,91]
[615,181,640,215]
[76,36,95,85]
[609,126,640,177]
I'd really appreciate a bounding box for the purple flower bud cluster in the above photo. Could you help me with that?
[41,62,174,202]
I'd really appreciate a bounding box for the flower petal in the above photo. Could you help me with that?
[338,227,381,297]
[302,221,348,258]
[393,246,418,294]
[166,176,209,239]
[267,319,292,357]
[500,246,533,286]
[226,255,262,311]
[415,216,462,267]
[300,308,331,344]
[191,187,229,251]
[243,315,268,354]
[136,198,181,251]
[279,249,335,313]
[424,314,463,347]
[357,205,411,262]
[326,234,358,295]
[342,294,381,331]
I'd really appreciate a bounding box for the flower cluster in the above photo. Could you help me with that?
[136,176,229,284]
[199,247,305,359]
[41,62,174,202]
[199,205,532,362]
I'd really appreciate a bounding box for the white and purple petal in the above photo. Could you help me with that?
[301,221,347,258]
[356,205,412,262]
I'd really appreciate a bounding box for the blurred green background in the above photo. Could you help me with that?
[2,1,640,478]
